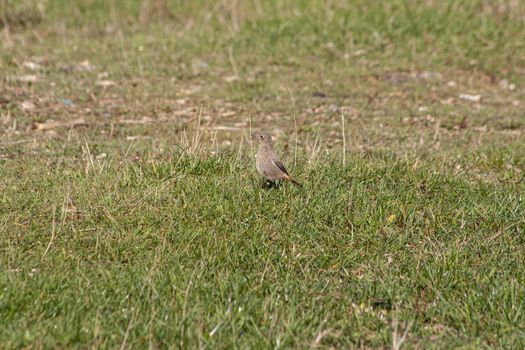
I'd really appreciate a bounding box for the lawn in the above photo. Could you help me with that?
[1,0,525,348]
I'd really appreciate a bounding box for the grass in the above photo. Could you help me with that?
[1,0,525,348]
[2,153,524,348]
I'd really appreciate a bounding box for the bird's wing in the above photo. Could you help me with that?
[272,158,290,176]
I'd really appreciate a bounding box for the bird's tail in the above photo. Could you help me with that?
[288,177,303,188]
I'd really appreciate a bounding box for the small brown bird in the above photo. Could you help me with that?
[252,132,302,188]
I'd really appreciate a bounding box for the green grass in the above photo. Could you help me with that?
[1,152,524,348]
[1,0,525,348]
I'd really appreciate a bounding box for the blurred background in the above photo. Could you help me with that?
[1,0,524,157]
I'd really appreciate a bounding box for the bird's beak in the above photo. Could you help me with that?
[250,133,257,141]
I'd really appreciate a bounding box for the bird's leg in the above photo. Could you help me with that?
[262,179,276,189]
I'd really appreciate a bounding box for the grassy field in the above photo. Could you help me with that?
[1,0,525,348]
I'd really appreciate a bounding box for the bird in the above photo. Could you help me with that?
[251,132,302,188]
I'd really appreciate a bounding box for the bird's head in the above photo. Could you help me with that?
[251,132,273,145]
